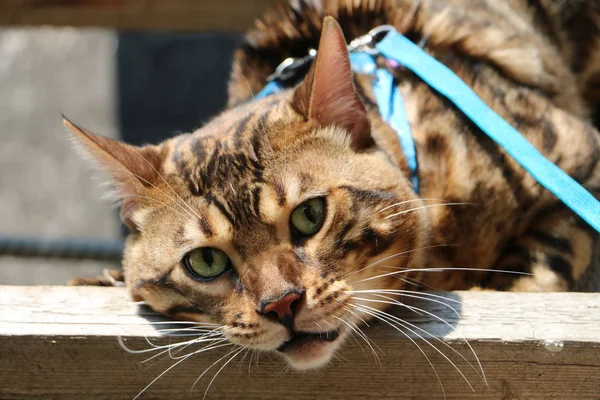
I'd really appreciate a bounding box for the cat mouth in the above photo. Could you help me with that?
[276,329,340,353]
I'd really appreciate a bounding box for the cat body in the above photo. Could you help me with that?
[69,0,600,369]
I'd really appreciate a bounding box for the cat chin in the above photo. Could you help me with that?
[278,330,347,371]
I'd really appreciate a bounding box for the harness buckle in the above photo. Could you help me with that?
[267,25,398,83]
[267,49,317,83]
[348,25,397,54]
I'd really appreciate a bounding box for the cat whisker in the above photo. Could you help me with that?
[371,271,448,291]
[117,194,191,222]
[156,326,222,335]
[236,346,252,370]
[127,320,220,327]
[166,341,230,368]
[351,289,462,304]
[156,332,224,338]
[378,198,452,213]
[130,150,206,224]
[362,294,423,316]
[254,347,262,369]
[119,336,180,354]
[248,348,257,374]
[132,339,235,400]
[144,328,223,347]
[102,163,198,224]
[240,73,256,101]
[366,292,488,385]
[240,268,252,286]
[336,307,386,363]
[351,296,485,383]
[321,319,336,331]
[202,347,246,400]
[402,267,533,275]
[349,291,459,316]
[340,322,369,357]
[352,267,532,285]
[191,346,242,393]
[342,304,371,328]
[338,305,378,352]
[165,334,229,358]
[143,336,224,356]
[118,328,224,355]
[133,349,196,400]
[344,244,457,280]
[351,304,447,400]
[385,202,474,219]
[333,313,381,365]
[133,221,194,230]
[331,349,350,364]
[164,330,227,357]
[375,264,424,287]
[147,339,231,365]
[273,363,289,381]
[352,303,478,391]
[275,363,292,380]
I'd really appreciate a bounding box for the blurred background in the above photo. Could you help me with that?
[0,28,240,284]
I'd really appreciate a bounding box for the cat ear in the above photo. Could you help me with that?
[292,17,372,150]
[64,117,165,231]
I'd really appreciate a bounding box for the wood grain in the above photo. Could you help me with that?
[0,0,277,32]
[1,286,600,399]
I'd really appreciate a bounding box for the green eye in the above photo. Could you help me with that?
[290,197,326,237]
[184,248,230,280]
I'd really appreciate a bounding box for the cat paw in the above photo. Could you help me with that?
[67,269,125,287]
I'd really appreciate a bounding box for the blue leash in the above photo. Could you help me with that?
[376,31,600,232]
[255,80,284,100]
[256,28,600,232]
[350,52,419,192]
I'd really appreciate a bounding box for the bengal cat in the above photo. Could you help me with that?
[67,0,600,369]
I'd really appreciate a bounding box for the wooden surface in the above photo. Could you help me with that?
[1,286,600,399]
[0,0,277,32]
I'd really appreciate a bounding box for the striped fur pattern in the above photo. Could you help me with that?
[68,0,600,369]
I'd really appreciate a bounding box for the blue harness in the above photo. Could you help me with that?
[256,26,600,233]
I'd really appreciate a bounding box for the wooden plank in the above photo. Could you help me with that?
[1,286,599,399]
[0,0,277,32]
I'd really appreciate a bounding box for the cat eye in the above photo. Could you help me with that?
[290,197,326,237]
[183,247,231,280]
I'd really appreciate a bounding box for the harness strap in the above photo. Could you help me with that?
[376,31,600,232]
[255,80,284,99]
[350,52,419,192]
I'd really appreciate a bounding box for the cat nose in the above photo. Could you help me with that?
[258,289,304,323]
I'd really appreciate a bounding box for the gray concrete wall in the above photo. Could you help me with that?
[0,28,121,284]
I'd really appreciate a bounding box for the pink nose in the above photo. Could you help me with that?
[262,292,302,320]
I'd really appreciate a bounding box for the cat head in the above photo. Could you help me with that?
[67,18,429,369]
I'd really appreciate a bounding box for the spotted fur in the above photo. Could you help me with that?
[68,0,600,369]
